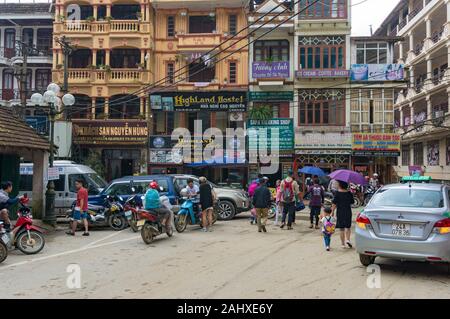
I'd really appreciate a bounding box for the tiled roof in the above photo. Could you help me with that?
[0,107,50,151]
[0,3,52,15]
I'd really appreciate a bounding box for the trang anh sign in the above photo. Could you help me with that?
[252,61,290,79]
[72,120,148,145]
[150,91,246,112]
[352,133,401,157]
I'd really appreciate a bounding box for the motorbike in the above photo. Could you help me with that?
[67,195,128,231]
[174,196,218,233]
[0,222,8,263]
[3,197,45,255]
[363,185,377,206]
[123,194,143,233]
[350,184,362,208]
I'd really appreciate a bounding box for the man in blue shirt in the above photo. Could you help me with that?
[144,181,172,230]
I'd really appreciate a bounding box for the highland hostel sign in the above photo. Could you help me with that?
[150,91,247,112]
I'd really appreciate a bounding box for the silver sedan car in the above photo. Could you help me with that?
[355,181,450,266]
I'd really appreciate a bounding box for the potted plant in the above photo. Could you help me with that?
[223,77,228,84]
[98,64,105,70]
[58,15,66,21]
[265,56,274,64]
[86,16,96,23]
[249,104,272,121]
[136,62,145,70]
[104,65,111,72]
[55,64,63,70]
[105,16,113,22]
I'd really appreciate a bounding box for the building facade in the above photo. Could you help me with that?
[53,0,154,180]
[293,0,352,186]
[0,3,53,116]
[376,0,450,182]
[149,0,248,184]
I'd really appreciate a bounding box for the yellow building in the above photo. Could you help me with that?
[52,0,248,181]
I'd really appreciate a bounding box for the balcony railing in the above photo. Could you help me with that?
[415,81,425,93]
[0,89,42,101]
[414,40,424,55]
[408,5,423,21]
[432,72,446,85]
[63,20,141,33]
[432,25,445,44]
[63,68,144,83]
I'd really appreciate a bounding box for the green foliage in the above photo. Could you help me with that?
[249,104,272,121]
[82,150,105,179]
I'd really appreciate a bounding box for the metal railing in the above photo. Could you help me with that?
[0,89,43,101]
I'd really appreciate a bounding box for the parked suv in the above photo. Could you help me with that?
[89,174,250,220]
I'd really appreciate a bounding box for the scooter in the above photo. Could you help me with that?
[0,222,8,263]
[363,185,377,206]
[174,196,218,233]
[4,197,45,255]
[350,184,362,208]
[123,194,143,233]
[67,195,128,231]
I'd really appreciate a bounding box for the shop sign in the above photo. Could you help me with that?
[149,149,183,164]
[248,91,294,102]
[26,116,49,136]
[149,91,246,112]
[408,165,423,176]
[252,61,290,79]
[247,118,294,153]
[352,133,401,157]
[72,120,148,146]
[296,69,350,78]
[350,64,404,82]
[47,167,60,181]
[295,132,352,149]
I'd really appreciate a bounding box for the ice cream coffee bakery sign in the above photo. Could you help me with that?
[72,120,148,145]
[150,91,246,112]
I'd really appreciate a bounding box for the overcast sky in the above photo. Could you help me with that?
[351,0,401,35]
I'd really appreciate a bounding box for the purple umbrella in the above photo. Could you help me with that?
[328,169,368,185]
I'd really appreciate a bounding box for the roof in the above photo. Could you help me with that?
[0,3,52,15]
[0,107,50,151]
[374,0,408,36]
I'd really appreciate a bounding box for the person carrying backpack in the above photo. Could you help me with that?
[308,176,324,229]
[321,207,336,251]
[280,169,299,230]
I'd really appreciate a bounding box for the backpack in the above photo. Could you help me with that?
[282,180,294,203]
[323,216,336,235]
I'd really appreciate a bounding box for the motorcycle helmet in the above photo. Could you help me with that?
[180,189,188,198]
[149,181,159,189]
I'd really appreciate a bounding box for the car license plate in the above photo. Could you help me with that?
[137,220,146,227]
[392,223,411,237]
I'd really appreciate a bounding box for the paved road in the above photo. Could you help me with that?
[0,210,449,299]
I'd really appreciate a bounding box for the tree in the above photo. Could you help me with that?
[82,150,106,179]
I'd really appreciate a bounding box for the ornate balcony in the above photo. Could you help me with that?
[176,33,222,51]
[55,68,148,85]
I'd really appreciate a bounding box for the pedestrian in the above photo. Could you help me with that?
[252,177,272,233]
[67,179,89,236]
[248,175,261,225]
[280,169,300,230]
[308,177,324,229]
[321,207,336,251]
[199,176,216,232]
[184,178,199,198]
[274,179,282,226]
[331,180,354,249]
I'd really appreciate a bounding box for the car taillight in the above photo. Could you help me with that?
[356,213,371,230]
[433,218,450,234]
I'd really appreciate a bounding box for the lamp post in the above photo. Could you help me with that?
[31,83,75,226]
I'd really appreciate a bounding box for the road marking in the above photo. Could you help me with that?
[0,235,140,272]
[81,229,127,249]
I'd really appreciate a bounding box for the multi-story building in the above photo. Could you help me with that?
[0,2,53,113]
[375,0,450,182]
[148,0,248,184]
[53,0,154,180]
[293,0,352,181]
[349,36,405,184]
[247,0,295,183]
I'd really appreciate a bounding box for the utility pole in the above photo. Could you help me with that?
[54,36,73,94]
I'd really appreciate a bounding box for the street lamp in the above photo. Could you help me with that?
[31,83,75,226]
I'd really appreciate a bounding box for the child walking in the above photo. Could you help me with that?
[321,207,336,251]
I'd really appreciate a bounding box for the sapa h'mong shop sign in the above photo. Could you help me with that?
[72,120,148,146]
[352,133,401,157]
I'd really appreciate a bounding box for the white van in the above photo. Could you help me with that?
[19,161,107,216]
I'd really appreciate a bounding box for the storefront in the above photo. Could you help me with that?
[351,133,400,184]
[247,118,294,187]
[72,120,148,181]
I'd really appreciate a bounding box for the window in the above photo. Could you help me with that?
[167,62,175,84]
[104,183,132,196]
[229,14,237,35]
[254,40,289,62]
[427,141,439,166]
[298,89,345,126]
[401,145,410,166]
[356,43,388,64]
[174,178,199,194]
[189,15,216,34]
[36,29,52,54]
[188,61,215,83]
[36,69,51,92]
[413,143,423,166]
[19,175,33,192]
[167,15,175,37]
[371,189,444,208]
[229,62,237,83]
[299,0,347,19]
[299,36,345,69]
